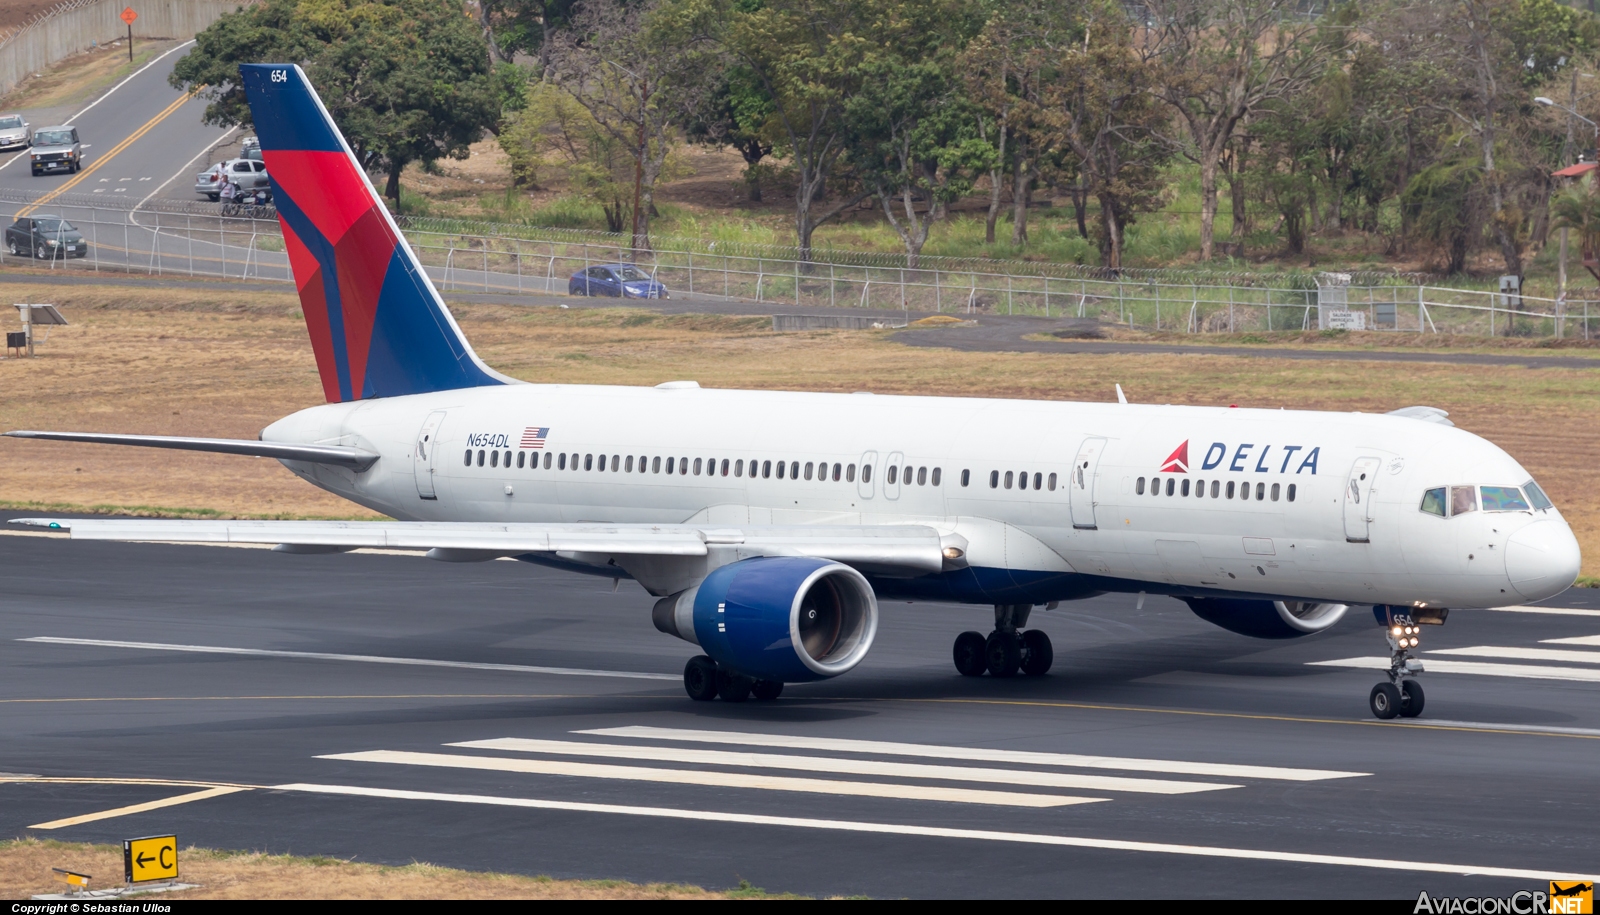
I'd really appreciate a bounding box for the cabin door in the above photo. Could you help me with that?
[1343,456,1382,542]
[1069,437,1107,530]
[414,410,448,500]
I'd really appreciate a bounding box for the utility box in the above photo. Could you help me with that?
[1316,273,1352,330]
[1498,275,1521,311]
[9,303,67,358]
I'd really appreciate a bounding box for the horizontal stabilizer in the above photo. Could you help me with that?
[8,519,949,573]
[3,431,379,470]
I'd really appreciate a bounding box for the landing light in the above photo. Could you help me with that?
[942,547,965,560]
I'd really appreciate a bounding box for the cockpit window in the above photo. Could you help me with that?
[1524,480,1554,511]
[1420,487,1447,517]
[1481,486,1531,512]
[1450,486,1477,516]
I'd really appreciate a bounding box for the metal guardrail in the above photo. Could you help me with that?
[2,186,1595,340]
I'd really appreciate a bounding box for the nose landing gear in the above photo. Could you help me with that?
[953,604,1053,678]
[1369,611,1426,720]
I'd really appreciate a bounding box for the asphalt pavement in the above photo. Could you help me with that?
[3,511,1600,898]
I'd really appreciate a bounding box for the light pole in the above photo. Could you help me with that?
[1536,95,1599,321]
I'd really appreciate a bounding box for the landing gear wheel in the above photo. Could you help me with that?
[751,679,784,701]
[716,668,752,702]
[1020,630,1054,676]
[1399,679,1425,718]
[683,655,719,701]
[953,631,987,677]
[985,631,1022,678]
[1370,682,1401,720]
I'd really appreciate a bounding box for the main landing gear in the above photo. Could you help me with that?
[683,655,784,702]
[1369,610,1426,720]
[953,604,1053,678]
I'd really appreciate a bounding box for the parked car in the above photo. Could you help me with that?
[0,114,31,151]
[568,263,670,298]
[5,215,89,259]
[29,125,80,175]
[195,157,270,201]
[240,136,262,161]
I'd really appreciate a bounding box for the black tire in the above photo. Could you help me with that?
[6,239,17,256]
[1399,679,1425,718]
[953,630,987,677]
[751,679,784,701]
[683,655,719,701]
[985,631,1022,678]
[1370,682,1401,720]
[1020,630,1054,676]
[35,244,46,260]
[716,668,752,702]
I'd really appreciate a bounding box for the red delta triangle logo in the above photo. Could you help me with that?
[1160,440,1189,473]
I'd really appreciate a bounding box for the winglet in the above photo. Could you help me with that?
[1116,384,1128,405]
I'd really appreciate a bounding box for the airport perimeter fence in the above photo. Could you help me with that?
[3,187,1597,341]
[0,0,248,100]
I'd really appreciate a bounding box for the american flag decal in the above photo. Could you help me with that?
[520,426,549,449]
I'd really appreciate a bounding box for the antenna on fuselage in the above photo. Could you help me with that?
[1115,384,1128,405]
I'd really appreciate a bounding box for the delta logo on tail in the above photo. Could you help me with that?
[1160,441,1189,473]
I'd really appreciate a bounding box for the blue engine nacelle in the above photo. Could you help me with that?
[652,557,879,682]
[1184,598,1349,639]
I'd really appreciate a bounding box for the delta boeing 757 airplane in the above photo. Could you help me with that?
[6,65,1582,719]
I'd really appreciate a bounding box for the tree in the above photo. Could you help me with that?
[500,82,644,231]
[1141,0,1327,261]
[682,66,776,201]
[1043,1,1173,268]
[544,0,719,252]
[475,0,580,67]
[171,0,513,204]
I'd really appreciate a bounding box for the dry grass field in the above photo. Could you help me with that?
[1,280,1596,575]
[0,838,778,899]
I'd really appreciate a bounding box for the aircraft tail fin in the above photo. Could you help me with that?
[239,64,506,403]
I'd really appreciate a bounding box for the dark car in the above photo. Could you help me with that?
[568,263,670,298]
[5,215,89,259]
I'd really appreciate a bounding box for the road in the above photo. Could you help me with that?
[3,512,1600,898]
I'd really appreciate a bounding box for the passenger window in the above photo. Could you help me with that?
[1481,486,1530,512]
[1046,472,1055,491]
[1032,472,1040,490]
[804,462,814,480]
[625,455,634,472]
[1181,479,1191,497]
[1450,485,1476,516]
[846,464,856,482]
[1255,482,1265,500]
[932,468,941,486]
[680,456,688,475]
[989,470,999,488]
[1210,480,1219,498]
[464,449,472,466]
[1004,471,1014,489]
[777,461,786,479]
[961,469,970,487]
[1136,477,1146,495]
[1287,483,1296,502]
[1017,471,1027,491]
[1270,482,1279,501]
[1240,482,1250,500]
[863,465,872,483]
[916,467,926,486]
[1194,480,1204,498]
[764,460,772,479]
[584,454,593,471]
[791,461,799,479]
[1226,481,1235,498]
[829,463,839,481]
[1525,480,1554,510]
[491,451,499,468]
[478,449,486,467]
[1165,478,1174,496]
[1420,487,1446,517]
[888,466,899,485]
[517,451,526,469]
[720,459,729,476]
[693,458,702,475]
[736,459,744,477]
[544,452,553,469]
[558,453,566,470]
[652,456,661,473]
[612,455,620,471]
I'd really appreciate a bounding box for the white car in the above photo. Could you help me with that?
[195,157,270,201]
[0,114,30,151]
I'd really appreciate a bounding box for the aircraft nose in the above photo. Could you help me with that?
[1505,519,1582,600]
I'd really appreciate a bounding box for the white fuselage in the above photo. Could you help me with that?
[263,383,1580,610]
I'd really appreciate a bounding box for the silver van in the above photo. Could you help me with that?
[30,125,81,175]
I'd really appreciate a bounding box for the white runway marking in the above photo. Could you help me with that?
[18,637,677,682]
[1491,605,1600,618]
[450,738,1237,795]
[1402,720,1600,738]
[1310,656,1600,683]
[575,726,1366,782]
[316,750,1099,808]
[1544,635,1600,646]
[1429,646,1600,665]
[271,782,1596,881]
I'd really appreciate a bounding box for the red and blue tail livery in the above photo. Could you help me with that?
[239,64,505,403]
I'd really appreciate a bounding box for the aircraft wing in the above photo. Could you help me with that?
[9,518,955,575]
[3,431,379,470]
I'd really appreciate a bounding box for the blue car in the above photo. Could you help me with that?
[568,263,670,298]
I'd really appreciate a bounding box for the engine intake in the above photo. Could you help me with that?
[652,557,878,682]
[1184,598,1349,639]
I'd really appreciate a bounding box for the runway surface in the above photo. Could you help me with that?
[3,512,1599,898]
